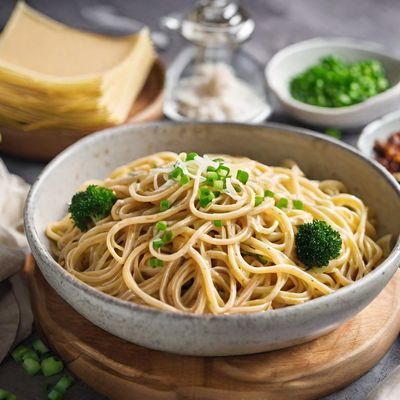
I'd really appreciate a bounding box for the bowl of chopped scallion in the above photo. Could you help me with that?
[265,38,400,128]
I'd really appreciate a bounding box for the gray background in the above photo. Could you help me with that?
[0,0,399,399]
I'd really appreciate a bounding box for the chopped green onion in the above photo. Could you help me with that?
[41,357,64,377]
[214,191,221,198]
[255,196,264,206]
[213,158,225,163]
[213,180,224,190]
[200,186,211,196]
[0,389,16,400]
[149,258,164,268]
[160,200,170,212]
[152,238,164,249]
[180,175,190,186]
[186,152,198,161]
[293,199,304,210]
[22,349,39,362]
[23,358,41,376]
[156,221,167,231]
[32,339,49,355]
[325,128,342,139]
[11,345,30,363]
[163,230,173,242]
[264,189,274,198]
[214,220,222,228]
[206,171,218,180]
[53,374,75,394]
[48,389,63,400]
[217,165,230,177]
[276,198,289,209]
[169,167,183,180]
[199,192,214,208]
[207,166,216,172]
[236,170,249,184]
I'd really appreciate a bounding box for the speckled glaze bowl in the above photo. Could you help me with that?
[24,123,400,356]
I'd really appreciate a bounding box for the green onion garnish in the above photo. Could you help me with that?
[293,199,304,210]
[41,357,64,377]
[186,152,198,161]
[264,189,274,198]
[0,390,16,400]
[214,220,222,227]
[206,171,218,180]
[180,175,190,186]
[325,128,342,139]
[169,167,183,180]
[276,198,289,209]
[152,238,164,249]
[255,196,264,206]
[217,165,230,177]
[207,166,216,172]
[199,192,214,208]
[156,221,167,231]
[163,230,173,242]
[23,358,41,376]
[32,339,49,355]
[53,374,75,394]
[213,180,224,190]
[236,170,249,184]
[160,200,170,212]
[149,258,164,268]
[22,349,39,362]
[48,389,63,400]
[213,158,225,163]
[11,345,30,363]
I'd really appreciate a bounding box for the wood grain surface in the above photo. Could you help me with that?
[24,255,400,400]
[0,59,164,161]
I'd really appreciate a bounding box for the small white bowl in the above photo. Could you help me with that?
[265,38,400,129]
[358,109,400,158]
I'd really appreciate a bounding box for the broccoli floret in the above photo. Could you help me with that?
[68,185,116,231]
[295,220,342,268]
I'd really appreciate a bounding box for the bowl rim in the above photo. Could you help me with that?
[265,37,400,115]
[358,109,400,156]
[24,121,400,322]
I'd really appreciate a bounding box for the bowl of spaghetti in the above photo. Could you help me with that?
[24,122,400,356]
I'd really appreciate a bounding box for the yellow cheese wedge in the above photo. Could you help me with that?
[0,2,156,131]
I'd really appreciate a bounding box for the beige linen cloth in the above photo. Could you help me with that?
[0,159,33,363]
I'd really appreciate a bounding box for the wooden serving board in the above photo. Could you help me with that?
[24,255,400,400]
[0,59,164,161]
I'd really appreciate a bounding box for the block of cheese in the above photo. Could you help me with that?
[0,2,156,132]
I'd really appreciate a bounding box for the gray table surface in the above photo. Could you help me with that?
[0,0,399,399]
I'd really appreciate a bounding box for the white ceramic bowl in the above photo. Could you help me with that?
[24,122,400,356]
[358,109,400,158]
[265,38,400,129]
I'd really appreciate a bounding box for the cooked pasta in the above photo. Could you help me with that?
[46,152,390,315]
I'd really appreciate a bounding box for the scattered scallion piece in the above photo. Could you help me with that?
[152,238,164,249]
[22,349,39,362]
[163,230,173,242]
[325,128,342,139]
[276,198,289,209]
[213,158,225,163]
[156,221,167,231]
[32,339,49,355]
[214,220,222,228]
[149,258,164,268]
[160,200,170,212]
[11,345,30,363]
[293,199,304,210]
[53,374,75,395]
[169,167,183,180]
[186,152,198,161]
[206,171,218,180]
[217,165,230,177]
[47,389,63,400]
[180,174,190,186]
[264,189,274,198]
[255,196,264,206]
[213,180,224,190]
[41,357,64,377]
[22,358,41,376]
[236,170,249,184]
